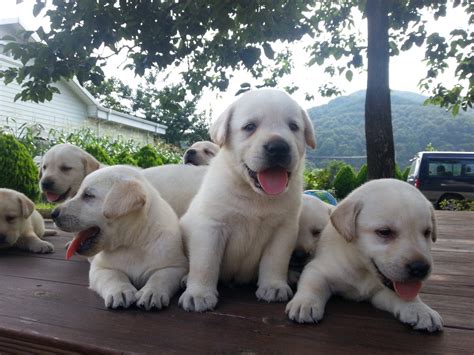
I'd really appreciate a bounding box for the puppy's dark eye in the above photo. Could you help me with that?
[242,123,257,133]
[310,228,321,238]
[42,165,47,170]
[60,166,72,172]
[5,216,16,223]
[376,228,394,239]
[82,192,95,200]
[423,229,432,238]
[289,122,299,132]
[204,149,215,157]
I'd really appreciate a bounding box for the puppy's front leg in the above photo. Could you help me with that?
[89,264,137,309]
[136,266,187,311]
[256,224,296,302]
[16,233,54,254]
[286,264,332,323]
[179,223,227,312]
[371,289,443,332]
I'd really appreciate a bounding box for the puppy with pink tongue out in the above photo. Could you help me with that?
[179,89,316,312]
[286,179,443,332]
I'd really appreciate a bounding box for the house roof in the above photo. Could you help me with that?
[0,18,166,135]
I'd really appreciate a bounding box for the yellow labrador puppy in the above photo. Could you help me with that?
[0,188,54,253]
[289,195,334,284]
[51,166,187,310]
[142,164,208,217]
[183,141,220,165]
[40,143,102,202]
[286,179,443,332]
[179,89,316,312]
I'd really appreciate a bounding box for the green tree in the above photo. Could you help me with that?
[0,134,40,201]
[1,1,472,178]
[356,164,368,187]
[333,165,357,199]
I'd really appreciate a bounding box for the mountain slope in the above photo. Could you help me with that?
[307,90,474,169]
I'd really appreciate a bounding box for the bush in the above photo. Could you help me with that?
[134,145,164,168]
[0,134,40,201]
[395,165,404,180]
[355,164,368,187]
[402,167,410,181]
[304,168,329,190]
[439,199,474,211]
[84,143,115,165]
[333,165,356,199]
[114,150,138,166]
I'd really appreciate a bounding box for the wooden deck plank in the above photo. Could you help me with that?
[0,211,472,353]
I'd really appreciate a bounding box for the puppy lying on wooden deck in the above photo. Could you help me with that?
[0,188,54,253]
[286,179,443,332]
[52,166,187,310]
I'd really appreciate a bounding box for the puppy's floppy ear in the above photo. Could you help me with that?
[330,198,362,242]
[102,179,146,219]
[301,109,316,149]
[18,193,35,219]
[82,154,101,176]
[210,105,233,147]
[429,204,438,242]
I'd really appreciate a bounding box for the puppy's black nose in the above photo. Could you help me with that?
[51,208,60,221]
[186,149,197,156]
[406,260,431,279]
[41,179,55,190]
[264,139,290,156]
[0,234,6,242]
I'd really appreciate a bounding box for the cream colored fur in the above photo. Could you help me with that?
[179,88,316,312]
[52,166,187,310]
[0,188,53,253]
[286,179,443,332]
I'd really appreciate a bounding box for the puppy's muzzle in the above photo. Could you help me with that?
[264,139,291,168]
[51,208,81,232]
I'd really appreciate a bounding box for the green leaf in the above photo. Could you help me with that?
[345,70,353,81]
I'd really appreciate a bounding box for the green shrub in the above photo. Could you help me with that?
[304,168,328,190]
[84,143,115,165]
[114,150,138,166]
[439,199,474,211]
[134,145,164,168]
[0,134,40,201]
[355,164,368,187]
[402,167,410,181]
[333,165,356,199]
[395,165,404,180]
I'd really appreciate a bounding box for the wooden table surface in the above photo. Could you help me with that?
[0,211,473,354]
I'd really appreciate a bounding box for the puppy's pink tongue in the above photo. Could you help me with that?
[257,168,288,195]
[65,227,98,260]
[46,192,60,202]
[394,280,422,301]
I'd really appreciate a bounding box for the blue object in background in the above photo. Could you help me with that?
[304,190,338,206]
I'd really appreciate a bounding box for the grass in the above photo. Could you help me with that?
[35,202,55,210]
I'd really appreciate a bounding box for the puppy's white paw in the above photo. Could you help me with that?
[136,287,170,311]
[178,286,218,312]
[398,302,443,332]
[256,281,293,302]
[286,294,325,323]
[30,240,54,254]
[103,285,137,309]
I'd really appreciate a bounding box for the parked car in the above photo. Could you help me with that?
[407,151,474,208]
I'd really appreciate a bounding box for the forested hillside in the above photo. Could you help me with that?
[307,91,474,169]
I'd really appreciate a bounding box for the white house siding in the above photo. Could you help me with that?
[0,77,88,133]
[0,58,156,145]
[84,118,151,145]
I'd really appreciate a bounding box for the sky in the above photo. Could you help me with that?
[1,0,470,117]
